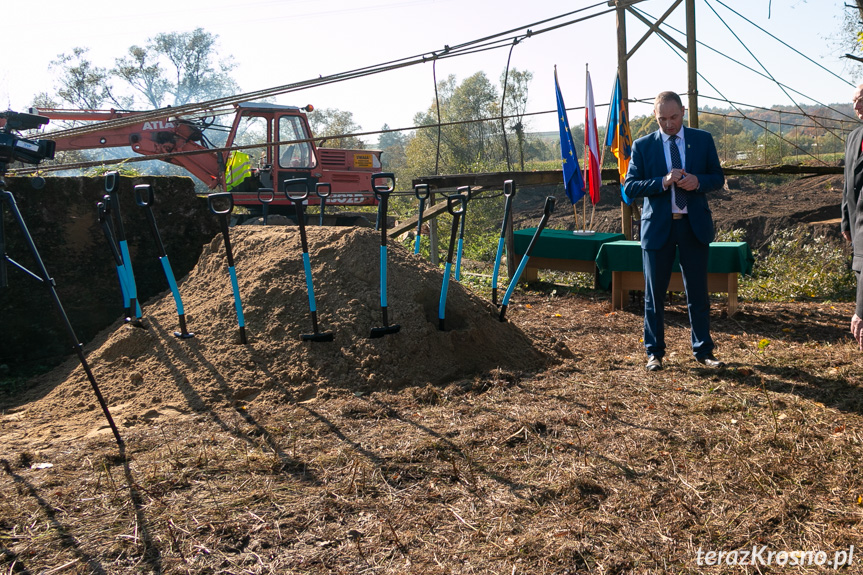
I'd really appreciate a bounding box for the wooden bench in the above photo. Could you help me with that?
[596,241,754,317]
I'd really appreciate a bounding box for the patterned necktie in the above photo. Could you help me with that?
[670,135,686,210]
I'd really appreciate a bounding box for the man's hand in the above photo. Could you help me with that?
[842,230,852,243]
[677,171,700,191]
[852,314,863,351]
[663,168,684,189]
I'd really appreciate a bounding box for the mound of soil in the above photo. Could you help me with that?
[0,226,546,446]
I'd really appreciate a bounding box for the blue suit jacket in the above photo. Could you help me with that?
[623,127,725,249]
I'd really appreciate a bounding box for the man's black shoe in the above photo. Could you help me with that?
[646,356,663,371]
[696,354,725,368]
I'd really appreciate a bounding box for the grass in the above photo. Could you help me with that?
[736,228,856,303]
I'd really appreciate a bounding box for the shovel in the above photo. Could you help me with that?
[208,192,247,344]
[438,194,466,331]
[413,183,430,255]
[499,196,556,322]
[316,182,331,226]
[491,180,516,306]
[135,184,194,339]
[105,171,143,325]
[284,178,334,343]
[369,172,401,338]
[258,187,274,225]
[96,198,140,321]
[453,185,471,282]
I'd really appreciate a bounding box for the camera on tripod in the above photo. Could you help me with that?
[0,110,55,165]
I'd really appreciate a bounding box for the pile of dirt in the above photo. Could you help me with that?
[1,226,546,444]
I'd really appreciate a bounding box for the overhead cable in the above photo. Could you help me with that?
[713,0,854,88]
[703,0,845,142]
[629,4,856,124]
[651,31,829,165]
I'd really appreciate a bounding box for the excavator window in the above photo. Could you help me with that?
[279,116,316,169]
[231,115,269,169]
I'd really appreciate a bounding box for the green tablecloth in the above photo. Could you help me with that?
[513,229,626,261]
[594,240,754,290]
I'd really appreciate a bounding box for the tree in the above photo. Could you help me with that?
[307,108,365,149]
[377,124,408,173]
[49,48,119,109]
[838,1,863,77]
[114,29,238,108]
[500,68,533,171]
[48,29,238,111]
[407,72,503,178]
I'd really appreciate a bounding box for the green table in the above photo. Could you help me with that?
[594,240,754,315]
[513,229,626,281]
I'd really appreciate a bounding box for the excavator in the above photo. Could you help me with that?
[28,102,383,221]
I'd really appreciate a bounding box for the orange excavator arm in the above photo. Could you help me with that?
[35,108,224,189]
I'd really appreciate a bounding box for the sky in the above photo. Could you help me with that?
[0,0,858,144]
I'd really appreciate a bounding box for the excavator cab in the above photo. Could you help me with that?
[224,102,381,220]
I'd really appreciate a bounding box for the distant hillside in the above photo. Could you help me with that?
[528,102,856,164]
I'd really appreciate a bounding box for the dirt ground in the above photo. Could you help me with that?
[0,226,545,448]
[2,176,863,574]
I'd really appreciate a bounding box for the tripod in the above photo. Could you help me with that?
[0,167,124,450]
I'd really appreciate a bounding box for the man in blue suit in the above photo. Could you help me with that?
[623,91,725,371]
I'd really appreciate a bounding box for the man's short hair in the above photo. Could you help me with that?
[654,91,683,109]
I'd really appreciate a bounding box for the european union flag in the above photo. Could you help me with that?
[555,69,586,205]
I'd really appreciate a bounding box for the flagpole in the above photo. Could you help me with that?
[582,62,602,232]
[584,64,594,233]
[600,75,618,171]
[591,75,618,234]
[581,194,592,232]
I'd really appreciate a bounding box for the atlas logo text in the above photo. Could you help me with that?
[142,121,175,130]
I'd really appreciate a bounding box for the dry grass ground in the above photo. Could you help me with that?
[2,290,863,574]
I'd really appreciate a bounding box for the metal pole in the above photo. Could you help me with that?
[616,0,633,239]
[686,0,698,128]
[778,111,783,163]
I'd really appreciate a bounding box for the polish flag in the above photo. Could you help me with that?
[584,70,601,204]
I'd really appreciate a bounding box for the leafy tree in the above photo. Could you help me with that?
[629,113,657,140]
[307,108,365,149]
[114,29,238,108]
[407,71,503,179]
[376,124,408,173]
[49,48,119,109]
[48,29,238,111]
[841,0,863,76]
[500,68,533,170]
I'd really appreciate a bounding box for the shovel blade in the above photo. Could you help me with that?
[369,324,401,339]
[301,331,334,343]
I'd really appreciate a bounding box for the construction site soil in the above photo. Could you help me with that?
[1,225,546,447]
[2,173,862,574]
